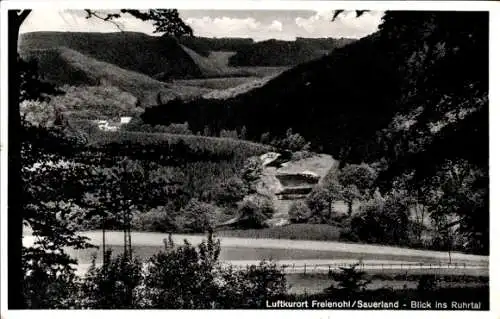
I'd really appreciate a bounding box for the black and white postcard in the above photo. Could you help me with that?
[0,1,496,318]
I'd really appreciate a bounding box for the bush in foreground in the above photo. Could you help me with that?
[72,234,288,309]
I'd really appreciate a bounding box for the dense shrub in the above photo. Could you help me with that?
[79,251,143,309]
[142,234,220,308]
[350,195,411,246]
[325,262,370,295]
[239,126,247,140]
[271,128,311,152]
[22,247,82,309]
[241,156,263,187]
[217,261,288,308]
[213,177,248,206]
[288,201,312,223]
[237,197,275,229]
[139,234,287,309]
[417,275,438,292]
[90,130,271,163]
[48,85,142,119]
[127,122,193,135]
[159,122,192,135]
[305,186,332,222]
[220,129,239,139]
[131,206,177,232]
[260,132,271,144]
[175,199,217,233]
[218,223,342,241]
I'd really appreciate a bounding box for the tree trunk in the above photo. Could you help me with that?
[10,10,35,309]
[347,200,353,216]
[102,219,106,266]
[328,199,332,219]
[8,11,24,309]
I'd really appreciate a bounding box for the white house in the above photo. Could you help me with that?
[120,116,132,124]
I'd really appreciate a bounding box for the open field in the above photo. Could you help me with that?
[23,230,489,265]
[234,66,290,77]
[172,76,262,90]
[201,75,278,99]
[180,45,253,78]
[206,51,237,65]
[61,231,486,263]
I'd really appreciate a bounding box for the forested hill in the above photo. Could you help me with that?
[19,32,206,79]
[141,12,489,253]
[19,32,353,77]
[142,11,487,172]
[228,37,356,66]
[142,31,400,158]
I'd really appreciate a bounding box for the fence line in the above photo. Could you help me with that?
[226,262,488,274]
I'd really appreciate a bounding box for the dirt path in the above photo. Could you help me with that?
[23,231,489,263]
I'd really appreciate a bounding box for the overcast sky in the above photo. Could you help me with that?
[19,9,384,41]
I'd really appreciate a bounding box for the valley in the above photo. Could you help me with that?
[15,10,490,309]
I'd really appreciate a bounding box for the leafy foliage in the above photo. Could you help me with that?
[49,85,141,120]
[417,275,438,292]
[124,120,193,135]
[18,53,63,103]
[228,38,354,66]
[118,9,193,37]
[213,177,248,206]
[175,199,217,233]
[241,156,263,184]
[326,262,370,294]
[79,251,143,309]
[270,128,311,152]
[237,197,275,229]
[89,130,271,162]
[328,164,377,216]
[217,261,288,308]
[220,128,239,139]
[349,193,411,246]
[288,201,312,223]
[131,206,177,232]
[305,187,333,222]
[19,55,95,308]
[141,12,488,255]
[141,233,221,309]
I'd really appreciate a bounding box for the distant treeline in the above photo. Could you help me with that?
[228,38,356,66]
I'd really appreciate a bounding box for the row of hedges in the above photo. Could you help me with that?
[87,130,272,162]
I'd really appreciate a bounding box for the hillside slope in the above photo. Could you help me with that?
[142,32,400,152]
[20,47,210,106]
[177,45,252,78]
[141,11,488,201]
[178,36,254,57]
[19,31,208,79]
[19,32,357,78]
[19,32,252,80]
[228,38,356,66]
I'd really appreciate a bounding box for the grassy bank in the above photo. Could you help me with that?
[217,224,342,241]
